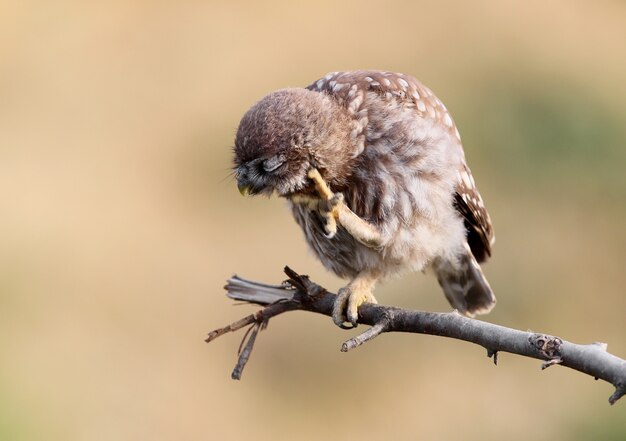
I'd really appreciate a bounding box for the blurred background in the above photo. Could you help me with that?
[1,1,625,440]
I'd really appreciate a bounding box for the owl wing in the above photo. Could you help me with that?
[453,164,494,263]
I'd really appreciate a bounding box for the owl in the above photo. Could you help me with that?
[233,70,495,328]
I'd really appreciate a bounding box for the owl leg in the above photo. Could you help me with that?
[307,169,383,248]
[334,205,383,248]
[333,271,380,328]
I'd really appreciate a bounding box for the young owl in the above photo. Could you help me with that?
[233,70,495,328]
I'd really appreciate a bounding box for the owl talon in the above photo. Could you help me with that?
[323,215,337,239]
[332,287,353,327]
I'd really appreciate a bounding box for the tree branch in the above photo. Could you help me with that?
[206,266,626,405]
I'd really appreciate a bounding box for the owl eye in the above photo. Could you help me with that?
[262,155,285,173]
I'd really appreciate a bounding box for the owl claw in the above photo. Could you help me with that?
[332,285,378,328]
[320,194,343,238]
[323,224,337,239]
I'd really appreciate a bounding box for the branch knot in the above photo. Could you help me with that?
[529,333,563,360]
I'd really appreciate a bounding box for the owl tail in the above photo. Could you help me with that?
[433,246,496,316]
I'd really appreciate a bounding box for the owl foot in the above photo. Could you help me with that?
[306,168,383,247]
[289,192,343,238]
[333,284,378,328]
[305,168,345,238]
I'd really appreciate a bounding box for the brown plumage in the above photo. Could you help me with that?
[233,70,496,327]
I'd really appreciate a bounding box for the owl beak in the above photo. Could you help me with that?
[238,183,251,197]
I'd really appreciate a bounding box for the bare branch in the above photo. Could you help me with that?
[207,267,626,405]
[341,318,389,352]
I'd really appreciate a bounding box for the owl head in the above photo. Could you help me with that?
[233,88,351,197]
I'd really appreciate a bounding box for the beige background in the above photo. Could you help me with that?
[1,1,625,440]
